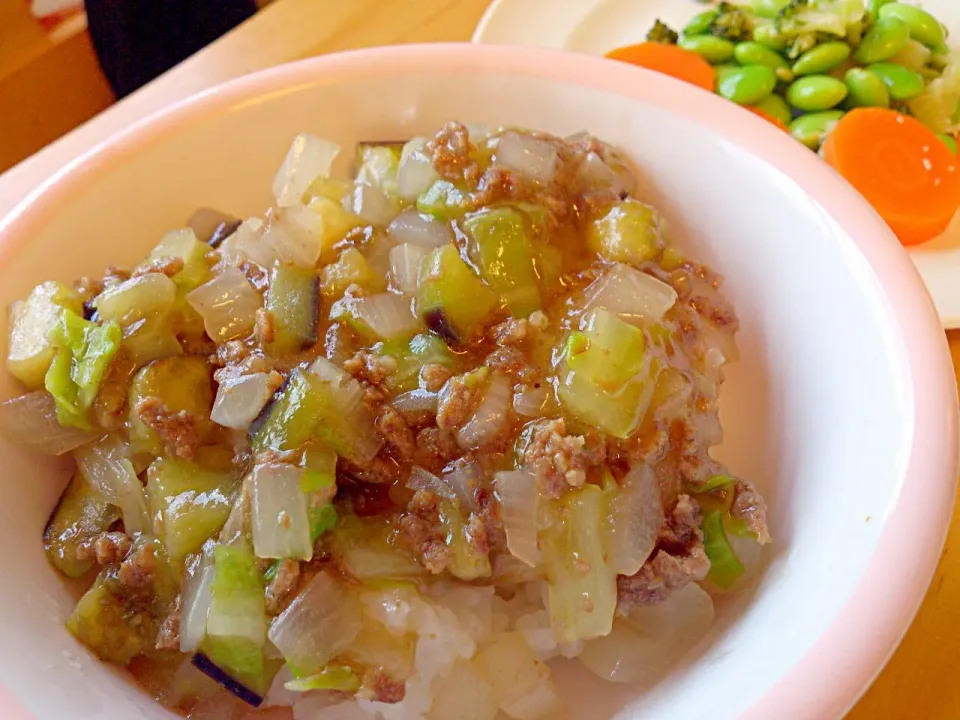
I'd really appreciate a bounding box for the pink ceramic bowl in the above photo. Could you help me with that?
[0,43,956,720]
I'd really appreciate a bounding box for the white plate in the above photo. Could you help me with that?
[473,0,960,328]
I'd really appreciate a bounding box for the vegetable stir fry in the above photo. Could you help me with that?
[3,122,768,719]
[608,0,960,246]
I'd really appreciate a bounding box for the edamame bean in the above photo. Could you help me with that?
[792,42,851,76]
[789,111,845,149]
[679,35,736,64]
[937,133,959,156]
[844,68,891,108]
[683,10,717,37]
[786,76,848,111]
[753,24,787,51]
[714,64,741,87]
[878,3,945,48]
[866,62,925,100]
[853,16,910,63]
[717,65,778,105]
[751,0,790,19]
[866,0,895,17]
[734,41,789,70]
[751,94,793,126]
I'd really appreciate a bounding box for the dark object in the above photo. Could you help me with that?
[208,219,243,249]
[247,374,289,440]
[190,653,265,707]
[646,19,679,45]
[187,208,242,247]
[85,0,258,98]
[424,308,459,346]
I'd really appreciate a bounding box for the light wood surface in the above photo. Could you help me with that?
[0,0,958,715]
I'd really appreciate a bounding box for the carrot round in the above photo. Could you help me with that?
[822,108,960,246]
[746,106,790,133]
[606,43,715,92]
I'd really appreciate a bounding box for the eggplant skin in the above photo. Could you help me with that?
[208,219,242,249]
[247,373,290,441]
[424,308,459,346]
[191,652,264,707]
[304,276,321,349]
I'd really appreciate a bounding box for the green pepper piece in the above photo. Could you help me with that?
[702,510,745,589]
[265,263,320,354]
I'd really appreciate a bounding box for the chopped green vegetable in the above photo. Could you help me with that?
[205,543,266,678]
[355,144,402,195]
[44,310,122,429]
[709,1,755,42]
[416,180,470,220]
[265,263,320,354]
[702,510,745,589]
[699,474,738,492]
[379,332,456,393]
[310,504,339,542]
[417,244,498,344]
[438,499,492,581]
[586,198,664,266]
[321,247,386,299]
[462,206,543,317]
[6,281,83,389]
[646,19,679,45]
[284,663,361,692]
[43,471,120,578]
[143,228,212,292]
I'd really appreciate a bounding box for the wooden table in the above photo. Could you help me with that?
[0,0,957,715]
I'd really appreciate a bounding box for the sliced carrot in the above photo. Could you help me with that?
[606,43,715,92]
[746,107,790,133]
[822,108,960,247]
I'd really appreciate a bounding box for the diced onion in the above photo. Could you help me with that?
[581,263,678,325]
[512,385,550,418]
[268,571,362,673]
[389,243,429,295]
[493,132,558,183]
[180,544,215,653]
[406,466,457,501]
[251,463,314,561]
[273,133,340,208]
[74,437,150,534]
[0,391,98,455]
[444,460,482,512]
[211,372,274,431]
[457,372,512,450]
[474,632,563,720]
[495,470,541,567]
[349,293,420,340]
[387,209,452,248]
[95,273,177,326]
[344,184,398,226]
[218,217,275,268]
[263,212,320,268]
[397,138,439,200]
[391,389,439,414]
[186,268,262,342]
[607,465,663,576]
[577,151,625,194]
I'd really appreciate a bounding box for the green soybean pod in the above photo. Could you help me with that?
[853,16,910,64]
[679,35,736,64]
[751,94,793,126]
[844,68,891,108]
[866,62,925,100]
[753,24,788,51]
[683,9,718,37]
[751,0,790,19]
[789,111,845,149]
[866,0,895,16]
[734,41,789,70]
[938,133,959,156]
[786,75,849,111]
[717,65,778,105]
[792,42,851,76]
[878,3,946,48]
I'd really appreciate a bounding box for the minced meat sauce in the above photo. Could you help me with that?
[7,121,769,718]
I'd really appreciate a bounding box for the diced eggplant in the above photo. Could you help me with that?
[142,229,213,292]
[586,198,665,265]
[146,458,239,559]
[417,244,497,344]
[128,356,215,455]
[320,247,386,299]
[6,281,84,389]
[43,470,120,578]
[190,653,282,708]
[122,317,184,369]
[265,264,320,354]
[187,208,242,248]
[354,143,403,195]
[416,180,470,221]
[379,333,456,393]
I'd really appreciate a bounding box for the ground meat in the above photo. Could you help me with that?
[484,346,542,384]
[135,397,201,460]
[76,531,133,566]
[420,363,452,393]
[414,427,460,473]
[465,512,491,556]
[616,544,710,608]
[730,479,771,544]
[132,257,185,279]
[265,559,302,616]
[657,494,701,552]
[399,489,450,574]
[370,673,406,704]
[689,294,738,330]
[343,350,398,386]
[179,333,217,357]
[436,372,484,430]
[240,261,269,292]
[103,265,132,287]
[426,121,480,186]
[340,455,403,486]
[155,596,181,651]
[116,541,159,599]
[74,275,105,303]
[92,350,135,429]
[214,340,254,367]
[610,422,669,470]
[491,318,529,347]
[521,418,607,497]
[376,405,417,461]
[255,308,276,346]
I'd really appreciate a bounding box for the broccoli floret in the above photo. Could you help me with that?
[646,19,679,45]
[708,2,754,43]
[775,0,864,58]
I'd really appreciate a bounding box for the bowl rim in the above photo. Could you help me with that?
[0,42,956,720]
